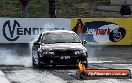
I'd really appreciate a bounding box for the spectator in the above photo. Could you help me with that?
[72,19,87,40]
[120,0,131,18]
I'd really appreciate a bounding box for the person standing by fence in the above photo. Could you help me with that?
[120,0,131,18]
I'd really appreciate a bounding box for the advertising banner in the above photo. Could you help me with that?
[0,18,71,43]
[71,18,132,45]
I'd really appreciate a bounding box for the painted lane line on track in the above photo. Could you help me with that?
[0,70,10,83]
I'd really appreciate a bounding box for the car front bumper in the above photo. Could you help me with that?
[39,55,87,66]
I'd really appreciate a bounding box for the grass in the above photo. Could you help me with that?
[0,0,130,18]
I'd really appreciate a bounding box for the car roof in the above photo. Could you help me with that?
[41,30,75,34]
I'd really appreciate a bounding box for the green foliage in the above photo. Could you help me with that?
[0,0,125,18]
[0,0,20,17]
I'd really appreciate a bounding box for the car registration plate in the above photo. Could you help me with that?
[60,56,70,59]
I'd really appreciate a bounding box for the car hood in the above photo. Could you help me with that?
[40,43,87,51]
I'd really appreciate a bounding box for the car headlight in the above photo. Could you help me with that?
[38,49,43,53]
[43,51,54,55]
[38,49,54,57]
[42,49,54,55]
[74,50,83,55]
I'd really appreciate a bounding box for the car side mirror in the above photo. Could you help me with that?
[34,41,40,45]
[82,40,87,45]
[33,41,40,48]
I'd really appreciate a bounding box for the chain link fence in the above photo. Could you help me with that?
[0,0,20,17]
[56,0,112,18]
[0,0,49,17]
[0,0,130,18]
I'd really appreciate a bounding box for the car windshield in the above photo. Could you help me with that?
[41,32,81,44]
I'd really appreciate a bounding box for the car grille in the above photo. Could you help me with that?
[54,50,75,56]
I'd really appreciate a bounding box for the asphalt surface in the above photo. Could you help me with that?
[0,44,132,83]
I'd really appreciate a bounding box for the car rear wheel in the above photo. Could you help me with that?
[38,61,42,69]
[32,50,41,68]
[32,57,36,68]
[33,57,42,68]
[37,54,42,69]
[32,50,37,68]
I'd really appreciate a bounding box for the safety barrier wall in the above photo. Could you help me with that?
[0,18,132,45]
[0,18,71,43]
[71,18,132,45]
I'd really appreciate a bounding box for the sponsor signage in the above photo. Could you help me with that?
[0,18,71,43]
[77,62,131,79]
[1,18,132,45]
[71,18,132,45]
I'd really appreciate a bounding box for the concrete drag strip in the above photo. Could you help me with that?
[88,61,113,63]
[2,63,132,83]
[6,69,66,83]
[79,79,132,83]
[0,70,10,83]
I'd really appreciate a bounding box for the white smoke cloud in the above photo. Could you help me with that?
[0,45,32,67]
